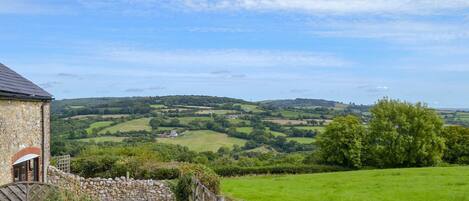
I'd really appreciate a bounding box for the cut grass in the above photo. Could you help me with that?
[287,137,315,144]
[222,166,469,201]
[157,130,247,152]
[86,121,114,134]
[99,118,152,134]
[77,136,128,143]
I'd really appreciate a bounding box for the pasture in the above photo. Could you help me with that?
[287,137,315,144]
[236,127,286,137]
[86,121,113,134]
[77,136,128,143]
[177,116,213,125]
[222,166,469,201]
[99,118,152,134]
[236,104,264,113]
[292,126,325,132]
[196,110,239,115]
[157,130,247,152]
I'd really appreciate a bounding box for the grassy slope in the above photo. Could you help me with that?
[236,127,286,137]
[86,121,113,134]
[177,117,213,125]
[157,130,247,152]
[77,136,128,142]
[222,167,469,201]
[99,118,152,134]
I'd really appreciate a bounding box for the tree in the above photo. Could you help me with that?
[441,126,469,164]
[367,99,445,168]
[317,115,366,168]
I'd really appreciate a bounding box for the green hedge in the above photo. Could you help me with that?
[214,164,348,177]
[176,164,221,201]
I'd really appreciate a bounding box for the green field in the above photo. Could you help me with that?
[222,167,469,201]
[157,130,247,152]
[292,126,325,132]
[237,104,264,113]
[86,121,113,134]
[99,118,152,134]
[177,117,213,125]
[196,110,239,115]
[150,104,167,109]
[236,127,286,137]
[157,126,181,131]
[77,136,128,142]
[287,137,315,144]
[275,110,321,119]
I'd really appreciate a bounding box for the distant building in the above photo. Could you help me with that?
[0,63,52,186]
[169,130,178,138]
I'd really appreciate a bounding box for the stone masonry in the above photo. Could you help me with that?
[0,99,51,186]
[48,166,175,201]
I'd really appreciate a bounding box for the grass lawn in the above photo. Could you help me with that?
[196,110,239,115]
[228,118,250,125]
[157,126,182,131]
[287,137,315,144]
[177,117,213,125]
[99,118,152,134]
[222,166,469,201]
[157,130,247,152]
[77,136,128,142]
[86,121,113,134]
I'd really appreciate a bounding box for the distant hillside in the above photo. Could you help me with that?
[259,98,343,109]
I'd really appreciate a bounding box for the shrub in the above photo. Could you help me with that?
[175,163,221,201]
[214,164,347,177]
[441,126,469,164]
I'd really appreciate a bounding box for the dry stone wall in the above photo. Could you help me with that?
[47,166,175,201]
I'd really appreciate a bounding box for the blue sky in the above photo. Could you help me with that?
[1,0,469,107]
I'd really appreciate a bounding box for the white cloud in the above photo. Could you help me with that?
[101,48,349,68]
[181,0,469,15]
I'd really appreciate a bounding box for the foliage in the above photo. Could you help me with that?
[367,99,445,168]
[441,126,469,164]
[214,164,347,177]
[317,115,366,168]
[179,163,221,194]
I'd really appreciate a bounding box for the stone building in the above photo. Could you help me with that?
[0,63,52,186]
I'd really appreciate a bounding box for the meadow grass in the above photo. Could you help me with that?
[236,127,286,137]
[236,104,264,113]
[222,166,469,201]
[287,137,315,144]
[150,104,167,109]
[157,130,246,152]
[99,118,152,134]
[86,121,113,134]
[77,136,128,143]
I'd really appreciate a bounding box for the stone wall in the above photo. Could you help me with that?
[47,166,175,201]
[0,99,50,185]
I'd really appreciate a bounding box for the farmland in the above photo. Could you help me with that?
[157,130,247,152]
[99,118,152,134]
[222,167,469,201]
[86,121,113,134]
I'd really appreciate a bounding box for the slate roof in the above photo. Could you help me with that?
[0,63,52,100]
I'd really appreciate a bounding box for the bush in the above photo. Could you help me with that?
[441,126,469,164]
[214,164,348,177]
[175,163,221,201]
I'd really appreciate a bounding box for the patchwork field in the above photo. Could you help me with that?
[69,114,130,119]
[222,167,469,201]
[86,121,113,134]
[99,118,152,134]
[157,130,247,152]
[236,104,264,113]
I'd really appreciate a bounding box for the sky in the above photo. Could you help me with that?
[1,0,469,108]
